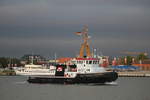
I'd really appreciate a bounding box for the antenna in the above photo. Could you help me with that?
[54,52,57,64]
[31,52,34,65]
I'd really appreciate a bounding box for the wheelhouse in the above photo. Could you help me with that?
[71,58,100,65]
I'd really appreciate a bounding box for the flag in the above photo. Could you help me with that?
[74,32,82,35]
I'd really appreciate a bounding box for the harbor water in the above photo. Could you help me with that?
[0,76,150,100]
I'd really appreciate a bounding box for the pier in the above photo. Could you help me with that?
[118,71,150,77]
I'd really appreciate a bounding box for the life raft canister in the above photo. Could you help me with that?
[57,67,63,72]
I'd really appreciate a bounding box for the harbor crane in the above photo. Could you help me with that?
[121,51,148,56]
[75,25,91,58]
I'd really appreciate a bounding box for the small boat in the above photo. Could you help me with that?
[13,54,56,76]
[14,64,56,76]
[27,58,118,84]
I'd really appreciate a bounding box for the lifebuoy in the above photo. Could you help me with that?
[57,67,63,72]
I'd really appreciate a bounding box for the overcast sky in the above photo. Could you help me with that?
[0,0,150,58]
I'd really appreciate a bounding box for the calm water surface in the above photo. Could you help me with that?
[0,76,150,100]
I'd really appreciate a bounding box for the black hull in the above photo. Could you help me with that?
[27,72,118,84]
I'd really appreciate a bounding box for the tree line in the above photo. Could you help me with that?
[0,57,21,68]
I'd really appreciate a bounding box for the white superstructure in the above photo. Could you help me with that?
[64,58,106,78]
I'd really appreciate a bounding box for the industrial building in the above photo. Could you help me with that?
[132,59,150,71]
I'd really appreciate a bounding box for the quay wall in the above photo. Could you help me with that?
[118,71,150,77]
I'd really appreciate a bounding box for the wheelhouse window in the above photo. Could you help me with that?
[89,61,92,64]
[93,61,96,64]
[86,61,89,64]
[71,61,76,64]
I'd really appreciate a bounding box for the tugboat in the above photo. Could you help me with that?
[27,25,118,84]
[27,57,118,84]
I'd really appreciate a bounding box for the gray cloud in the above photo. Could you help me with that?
[0,36,81,57]
[0,0,150,32]
[0,0,150,57]
[0,33,149,57]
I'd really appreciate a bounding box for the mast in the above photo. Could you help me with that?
[31,55,34,64]
[54,52,57,64]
